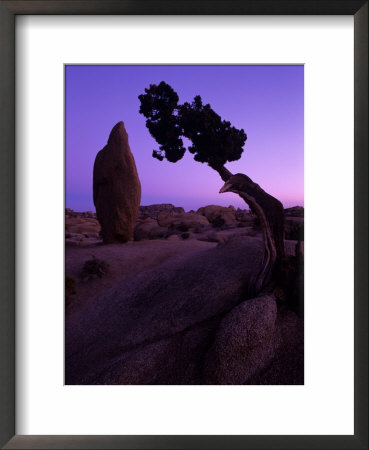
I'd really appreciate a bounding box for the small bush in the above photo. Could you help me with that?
[177,224,189,232]
[80,257,109,280]
[285,222,304,241]
[211,215,225,229]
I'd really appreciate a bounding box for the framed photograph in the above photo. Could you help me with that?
[0,1,367,449]
[65,63,305,388]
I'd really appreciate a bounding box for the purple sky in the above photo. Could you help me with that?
[66,65,304,212]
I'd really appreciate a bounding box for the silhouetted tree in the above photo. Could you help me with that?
[139,81,285,292]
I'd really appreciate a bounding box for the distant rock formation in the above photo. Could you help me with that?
[93,122,141,243]
[65,203,304,246]
[65,208,96,219]
[139,204,184,219]
[197,204,237,227]
[284,207,304,240]
[284,206,304,218]
[157,210,209,229]
[66,217,101,237]
[134,218,167,241]
[235,207,254,223]
[65,210,102,247]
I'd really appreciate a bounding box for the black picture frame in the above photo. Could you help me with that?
[0,1,367,449]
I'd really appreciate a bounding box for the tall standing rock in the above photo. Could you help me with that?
[93,122,141,243]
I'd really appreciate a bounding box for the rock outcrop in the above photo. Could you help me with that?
[134,218,167,241]
[284,206,304,218]
[139,204,185,219]
[65,212,102,247]
[157,210,209,230]
[66,217,101,237]
[284,206,304,240]
[246,307,304,384]
[203,295,278,384]
[65,201,304,384]
[285,217,304,241]
[197,204,237,227]
[93,122,141,243]
[66,209,96,219]
[235,208,254,224]
[65,236,265,384]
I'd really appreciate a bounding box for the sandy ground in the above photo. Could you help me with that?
[66,239,216,313]
[66,235,303,315]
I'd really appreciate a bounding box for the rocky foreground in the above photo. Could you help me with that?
[65,204,304,385]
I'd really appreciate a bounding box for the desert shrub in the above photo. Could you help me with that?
[285,222,304,241]
[164,229,180,238]
[177,224,189,232]
[80,257,109,280]
[193,225,206,234]
[211,215,225,229]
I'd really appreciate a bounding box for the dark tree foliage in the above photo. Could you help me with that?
[138,82,185,163]
[139,81,286,294]
[180,96,247,169]
[138,81,247,169]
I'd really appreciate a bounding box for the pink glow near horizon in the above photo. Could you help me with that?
[66,65,304,212]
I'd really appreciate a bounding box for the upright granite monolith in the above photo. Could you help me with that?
[93,122,141,243]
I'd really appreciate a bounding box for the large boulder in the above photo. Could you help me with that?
[197,205,237,227]
[65,236,265,384]
[203,295,278,384]
[93,122,141,243]
[66,219,101,237]
[203,296,303,385]
[246,307,304,385]
[65,216,102,246]
[65,217,86,227]
[134,218,167,241]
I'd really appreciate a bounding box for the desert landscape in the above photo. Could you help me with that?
[65,68,304,385]
[65,121,304,385]
[65,202,304,385]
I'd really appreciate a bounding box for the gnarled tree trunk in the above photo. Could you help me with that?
[214,165,285,293]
